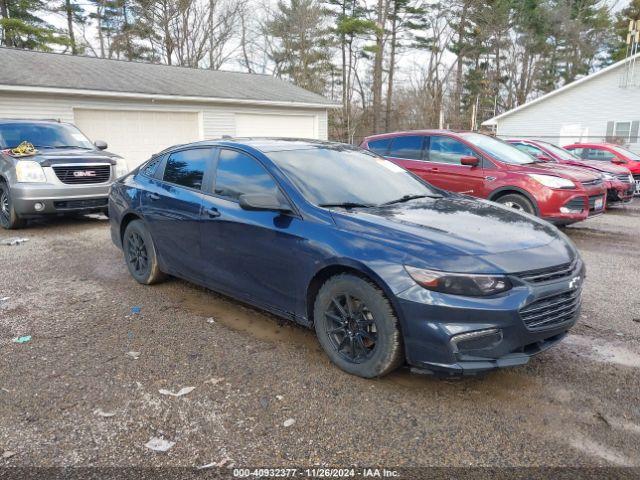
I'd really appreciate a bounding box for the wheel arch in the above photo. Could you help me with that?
[488,186,540,216]
[305,261,404,328]
[119,211,144,244]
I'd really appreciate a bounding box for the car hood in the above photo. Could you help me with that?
[330,195,575,274]
[560,159,630,175]
[3,147,119,165]
[511,161,601,182]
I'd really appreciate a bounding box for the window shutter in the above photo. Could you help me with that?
[605,121,615,141]
[631,121,639,143]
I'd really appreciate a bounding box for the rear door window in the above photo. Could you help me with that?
[428,136,476,165]
[162,148,211,190]
[388,136,425,160]
[213,149,281,201]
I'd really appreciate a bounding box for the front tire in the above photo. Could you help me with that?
[0,181,26,230]
[123,220,166,285]
[313,274,404,378]
[495,193,536,215]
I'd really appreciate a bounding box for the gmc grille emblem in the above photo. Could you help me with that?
[73,170,97,177]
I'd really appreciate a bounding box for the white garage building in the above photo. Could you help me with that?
[483,53,640,155]
[0,48,336,168]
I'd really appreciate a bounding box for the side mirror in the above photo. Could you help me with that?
[611,158,626,164]
[460,155,480,167]
[536,154,552,162]
[239,193,291,213]
[94,140,108,150]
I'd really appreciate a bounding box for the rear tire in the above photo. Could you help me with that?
[495,193,535,215]
[123,220,166,285]
[313,274,404,378]
[0,181,26,230]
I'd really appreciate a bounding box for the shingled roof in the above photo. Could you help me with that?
[0,48,336,107]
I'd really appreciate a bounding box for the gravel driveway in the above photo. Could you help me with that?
[1,201,639,469]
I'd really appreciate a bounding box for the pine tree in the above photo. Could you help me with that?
[0,0,68,50]
[609,0,640,62]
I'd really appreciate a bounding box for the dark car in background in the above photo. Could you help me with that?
[109,139,583,378]
[0,119,128,229]
[507,138,634,205]
[361,130,607,225]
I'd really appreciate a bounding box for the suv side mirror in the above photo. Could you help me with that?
[460,155,480,167]
[239,193,291,213]
[94,140,108,150]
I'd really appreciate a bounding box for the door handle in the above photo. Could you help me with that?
[147,193,160,201]
[206,207,221,218]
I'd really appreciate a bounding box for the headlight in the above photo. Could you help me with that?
[630,174,635,184]
[528,174,575,189]
[601,173,615,180]
[405,266,512,297]
[15,160,46,183]
[114,158,129,178]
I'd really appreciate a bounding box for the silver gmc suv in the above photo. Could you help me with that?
[0,119,128,229]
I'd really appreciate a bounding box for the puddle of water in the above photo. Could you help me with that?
[564,334,640,368]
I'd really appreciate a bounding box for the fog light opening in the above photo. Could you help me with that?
[451,328,503,354]
[34,202,45,211]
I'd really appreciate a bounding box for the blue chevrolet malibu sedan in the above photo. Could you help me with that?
[109,139,584,378]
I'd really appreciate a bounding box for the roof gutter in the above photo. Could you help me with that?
[0,84,340,109]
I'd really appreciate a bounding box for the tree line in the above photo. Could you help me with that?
[0,0,639,143]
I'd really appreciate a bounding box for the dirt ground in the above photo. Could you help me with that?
[1,200,639,470]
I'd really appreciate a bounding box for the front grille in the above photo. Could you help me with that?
[515,261,576,283]
[53,198,108,210]
[519,289,582,331]
[617,174,632,183]
[581,178,603,186]
[52,165,111,184]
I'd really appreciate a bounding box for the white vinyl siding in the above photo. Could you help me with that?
[235,113,317,138]
[491,61,640,154]
[0,92,329,166]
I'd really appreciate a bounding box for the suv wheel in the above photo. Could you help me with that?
[313,274,404,378]
[495,193,535,215]
[123,220,166,285]
[0,181,26,229]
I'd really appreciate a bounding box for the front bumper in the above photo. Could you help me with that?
[605,179,635,204]
[395,260,584,375]
[537,185,606,225]
[11,183,110,216]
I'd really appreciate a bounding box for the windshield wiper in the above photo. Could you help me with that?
[382,194,442,206]
[318,202,376,209]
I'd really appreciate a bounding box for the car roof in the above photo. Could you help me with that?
[167,137,360,154]
[363,129,474,142]
[0,119,66,126]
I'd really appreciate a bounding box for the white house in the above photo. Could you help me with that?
[0,48,337,169]
[483,53,640,154]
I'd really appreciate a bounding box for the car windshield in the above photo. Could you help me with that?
[267,145,440,207]
[539,141,580,161]
[612,146,640,161]
[0,123,94,149]
[461,133,536,165]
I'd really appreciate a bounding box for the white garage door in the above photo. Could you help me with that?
[235,113,317,138]
[74,109,201,169]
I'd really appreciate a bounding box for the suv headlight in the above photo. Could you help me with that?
[114,158,129,178]
[405,266,512,297]
[601,172,615,180]
[528,174,575,189]
[15,160,46,183]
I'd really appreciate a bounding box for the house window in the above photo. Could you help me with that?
[615,122,631,141]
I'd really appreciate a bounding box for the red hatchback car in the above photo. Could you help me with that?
[361,131,607,225]
[507,139,635,205]
[563,142,640,196]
